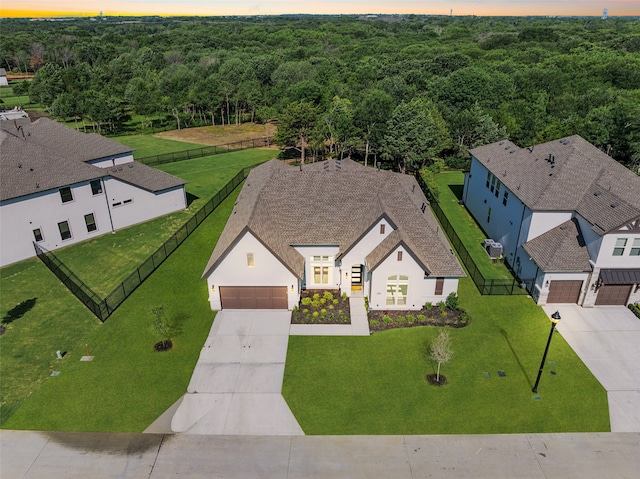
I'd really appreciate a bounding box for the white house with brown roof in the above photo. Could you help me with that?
[0,68,8,87]
[0,117,187,267]
[202,159,465,310]
[462,135,640,307]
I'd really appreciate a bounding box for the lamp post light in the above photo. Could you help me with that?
[532,310,561,394]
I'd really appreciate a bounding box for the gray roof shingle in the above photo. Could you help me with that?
[0,118,184,201]
[522,218,592,272]
[202,159,464,280]
[469,135,640,235]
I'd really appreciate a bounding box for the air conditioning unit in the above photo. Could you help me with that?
[484,239,503,259]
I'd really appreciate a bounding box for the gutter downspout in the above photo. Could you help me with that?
[512,202,527,268]
[101,177,116,233]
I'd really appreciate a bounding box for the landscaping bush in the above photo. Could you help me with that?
[629,303,640,319]
[446,292,460,310]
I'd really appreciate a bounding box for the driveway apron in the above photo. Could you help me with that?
[544,305,640,432]
[171,310,303,435]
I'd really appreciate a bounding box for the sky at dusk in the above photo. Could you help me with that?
[1,1,639,18]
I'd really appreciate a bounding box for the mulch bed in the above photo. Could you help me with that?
[367,306,470,332]
[291,289,351,324]
[426,374,448,386]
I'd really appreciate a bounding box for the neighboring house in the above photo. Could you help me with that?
[0,117,187,267]
[202,159,465,310]
[0,107,28,121]
[0,68,8,87]
[462,135,640,307]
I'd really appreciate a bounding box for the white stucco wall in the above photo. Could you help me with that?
[526,211,573,242]
[206,231,299,310]
[368,244,458,310]
[292,245,340,290]
[0,180,112,266]
[593,233,640,269]
[87,152,134,168]
[105,180,186,231]
[575,214,603,263]
[340,217,394,297]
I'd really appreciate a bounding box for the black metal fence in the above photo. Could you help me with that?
[137,137,273,166]
[35,166,257,321]
[416,173,531,296]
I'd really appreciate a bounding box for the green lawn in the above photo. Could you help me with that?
[113,134,206,159]
[283,278,609,434]
[52,149,275,296]
[0,82,42,110]
[0,190,240,432]
[434,171,512,280]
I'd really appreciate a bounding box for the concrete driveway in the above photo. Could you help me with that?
[169,310,303,435]
[543,305,640,432]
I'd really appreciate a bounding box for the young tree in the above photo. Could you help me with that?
[430,330,453,383]
[151,306,175,352]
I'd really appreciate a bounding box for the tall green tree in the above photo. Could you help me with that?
[274,101,320,164]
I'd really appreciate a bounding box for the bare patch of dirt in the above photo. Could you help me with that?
[156,122,277,146]
[426,374,448,386]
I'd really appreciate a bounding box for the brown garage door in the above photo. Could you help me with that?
[547,280,583,304]
[595,284,632,306]
[220,286,288,309]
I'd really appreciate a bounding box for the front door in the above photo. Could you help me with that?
[351,265,363,291]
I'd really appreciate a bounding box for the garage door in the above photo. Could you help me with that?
[220,286,288,309]
[547,280,583,304]
[595,284,632,306]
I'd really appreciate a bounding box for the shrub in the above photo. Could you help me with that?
[416,314,426,322]
[301,297,312,306]
[328,304,334,309]
[369,319,380,327]
[292,305,299,313]
[382,315,393,324]
[396,316,406,323]
[424,302,433,311]
[438,301,447,312]
[446,292,460,310]
[302,309,309,314]
[406,314,416,324]
[313,293,321,300]
[312,311,319,317]
[321,308,327,315]
[323,291,334,301]
[341,292,348,300]
[320,298,326,305]
[441,310,448,317]
[333,299,339,305]
[364,296,369,309]
[629,303,640,319]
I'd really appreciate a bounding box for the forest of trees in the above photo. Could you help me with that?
[1,14,639,172]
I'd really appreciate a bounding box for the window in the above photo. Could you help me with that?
[247,253,254,267]
[58,221,71,240]
[494,179,501,198]
[380,224,385,234]
[90,179,103,195]
[397,251,403,261]
[84,213,97,232]
[310,255,332,285]
[386,275,408,306]
[613,238,627,256]
[630,238,640,256]
[502,190,509,206]
[486,171,491,189]
[487,207,492,223]
[59,187,73,203]
[33,228,44,242]
[435,277,445,295]
[490,174,496,193]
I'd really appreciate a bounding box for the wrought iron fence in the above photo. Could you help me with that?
[137,137,273,166]
[35,166,257,321]
[416,174,531,296]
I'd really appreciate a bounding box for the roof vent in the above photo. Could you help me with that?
[36,183,39,189]
[504,146,509,150]
[499,141,504,145]
[421,203,426,213]
[509,150,515,154]
[594,191,601,196]
[18,163,22,168]
[611,202,619,208]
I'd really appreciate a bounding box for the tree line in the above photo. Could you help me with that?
[1,14,639,172]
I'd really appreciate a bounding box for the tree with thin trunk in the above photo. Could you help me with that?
[274,101,319,164]
[430,330,453,383]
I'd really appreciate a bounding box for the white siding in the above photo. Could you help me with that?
[87,153,134,169]
[0,181,112,266]
[593,233,640,269]
[368,244,458,310]
[575,214,602,263]
[105,179,185,231]
[206,231,299,310]
[526,211,573,242]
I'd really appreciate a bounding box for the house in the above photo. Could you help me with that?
[0,68,8,87]
[202,159,465,310]
[0,117,187,267]
[462,135,640,306]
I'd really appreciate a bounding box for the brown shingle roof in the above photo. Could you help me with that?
[522,219,592,273]
[202,159,464,279]
[469,135,640,234]
[0,117,184,201]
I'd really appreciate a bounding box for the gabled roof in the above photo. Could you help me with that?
[522,219,592,273]
[202,159,464,280]
[0,117,184,201]
[469,135,640,235]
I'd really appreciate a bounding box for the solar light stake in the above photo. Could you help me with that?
[532,311,561,394]
[86,344,91,356]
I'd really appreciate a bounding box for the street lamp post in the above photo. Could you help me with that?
[532,311,561,394]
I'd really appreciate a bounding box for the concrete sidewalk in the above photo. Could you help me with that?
[2,430,639,478]
[544,305,640,432]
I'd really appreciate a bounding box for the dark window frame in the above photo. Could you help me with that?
[90,179,103,195]
[59,187,73,203]
[84,213,97,233]
[33,228,44,242]
[58,221,72,240]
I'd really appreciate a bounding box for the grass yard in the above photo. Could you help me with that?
[51,148,275,296]
[0,81,42,110]
[434,171,512,280]
[0,189,241,432]
[283,278,609,434]
[113,134,206,159]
